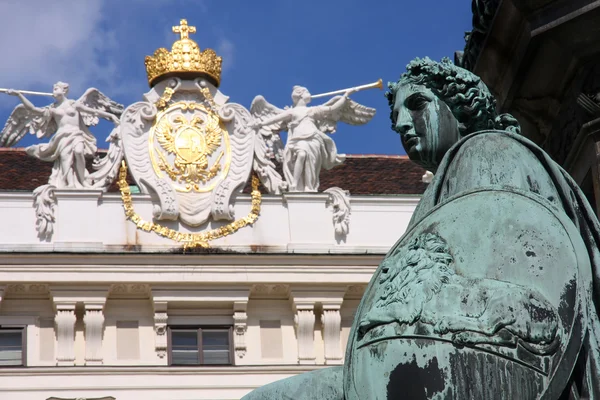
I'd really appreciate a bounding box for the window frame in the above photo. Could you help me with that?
[167,326,233,366]
[0,326,27,367]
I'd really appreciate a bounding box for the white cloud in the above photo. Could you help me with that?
[217,38,235,72]
[0,0,119,97]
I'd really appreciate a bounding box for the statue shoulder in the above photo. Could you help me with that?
[440,130,562,205]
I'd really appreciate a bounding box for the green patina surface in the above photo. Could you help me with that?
[243,58,600,400]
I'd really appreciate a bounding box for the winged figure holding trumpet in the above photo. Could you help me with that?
[250,80,380,192]
[0,82,123,189]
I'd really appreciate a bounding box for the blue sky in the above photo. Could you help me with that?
[0,0,471,155]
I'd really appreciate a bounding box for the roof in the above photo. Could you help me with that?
[0,149,428,195]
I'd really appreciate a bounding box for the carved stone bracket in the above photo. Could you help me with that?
[322,307,343,364]
[83,305,105,365]
[54,305,77,366]
[233,301,248,359]
[153,301,168,359]
[294,306,316,365]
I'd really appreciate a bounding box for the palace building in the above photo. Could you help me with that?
[0,17,427,398]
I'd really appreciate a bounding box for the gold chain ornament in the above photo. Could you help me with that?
[117,161,261,249]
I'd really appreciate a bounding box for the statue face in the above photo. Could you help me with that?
[52,84,68,99]
[391,82,460,171]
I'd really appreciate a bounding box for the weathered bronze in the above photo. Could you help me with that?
[243,57,600,399]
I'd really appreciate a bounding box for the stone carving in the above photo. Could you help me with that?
[0,82,124,239]
[153,302,168,359]
[83,308,105,365]
[459,0,501,71]
[0,83,123,189]
[242,57,600,400]
[577,92,600,118]
[322,308,343,364]
[121,77,255,228]
[233,302,248,359]
[324,187,351,238]
[294,308,316,364]
[32,184,56,240]
[250,86,375,192]
[545,62,600,164]
[421,170,434,183]
[55,307,77,366]
[359,233,560,354]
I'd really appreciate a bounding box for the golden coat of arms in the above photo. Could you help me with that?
[150,102,230,192]
[120,20,256,231]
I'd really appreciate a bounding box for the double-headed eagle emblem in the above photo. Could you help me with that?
[151,103,228,192]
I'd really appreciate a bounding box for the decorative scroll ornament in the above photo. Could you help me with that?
[324,187,351,238]
[117,161,261,249]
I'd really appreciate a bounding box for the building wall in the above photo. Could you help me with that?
[0,191,420,398]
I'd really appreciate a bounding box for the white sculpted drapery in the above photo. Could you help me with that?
[250,85,375,192]
[0,82,124,239]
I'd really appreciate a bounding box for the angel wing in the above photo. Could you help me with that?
[250,95,289,133]
[154,118,176,154]
[250,95,285,162]
[314,96,376,134]
[0,104,57,147]
[77,88,124,127]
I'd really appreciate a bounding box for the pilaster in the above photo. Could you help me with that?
[55,304,76,366]
[233,301,248,360]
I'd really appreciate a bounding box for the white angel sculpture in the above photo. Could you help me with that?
[0,81,123,189]
[250,85,376,192]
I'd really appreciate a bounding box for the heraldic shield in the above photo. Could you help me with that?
[119,78,254,227]
[345,189,592,400]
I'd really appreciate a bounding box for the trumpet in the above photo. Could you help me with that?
[311,79,383,99]
[0,88,54,97]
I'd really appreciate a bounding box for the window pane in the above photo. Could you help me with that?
[202,330,230,364]
[0,332,21,347]
[171,330,199,364]
[202,330,229,347]
[203,349,230,365]
[172,349,199,365]
[0,350,22,365]
[171,330,198,347]
[0,331,22,366]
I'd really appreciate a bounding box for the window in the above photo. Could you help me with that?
[168,327,233,365]
[0,328,25,366]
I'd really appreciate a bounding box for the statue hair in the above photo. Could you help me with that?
[385,57,520,136]
[54,81,70,94]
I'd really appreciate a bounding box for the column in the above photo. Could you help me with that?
[322,306,343,364]
[233,301,248,359]
[83,304,105,365]
[153,301,168,359]
[55,304,77,366]
[294,305,316,364]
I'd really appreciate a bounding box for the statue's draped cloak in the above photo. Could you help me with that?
[26,108,96,188]
[344,130,600,398]
[283,110,344,191]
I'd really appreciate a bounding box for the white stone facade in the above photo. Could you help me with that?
[0,190,419,399]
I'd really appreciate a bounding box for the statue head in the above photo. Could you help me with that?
[292,85,311,106]
[52,81,70,99]
[386,57,520,171]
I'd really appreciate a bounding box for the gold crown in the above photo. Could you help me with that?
[145,19,223,87]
